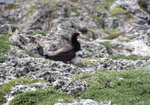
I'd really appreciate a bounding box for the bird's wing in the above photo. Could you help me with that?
[46,45,76,61]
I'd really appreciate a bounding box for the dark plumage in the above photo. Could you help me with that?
[45,33,87,62]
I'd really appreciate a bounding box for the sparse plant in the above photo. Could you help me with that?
[111,7,134,19]
[66,5,80,17]
[11,25,18,32]
[91,15,105,28]
[103,0,115,9]
[61,34,70,41]
[103,32,126,40]
[85,48,93,53]
[99,41,116,55]
[0,36,12,53]
[33,30,47,36]
[26,5,38,18]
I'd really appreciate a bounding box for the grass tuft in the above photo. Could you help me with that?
[91,15,105,28]
[103,0,115,9]
[0,35,12,54]
[33,30,47,36]
[99,41,116,55]
[61,34,70,41]
[26,5,38,18]
[111,7,133,19]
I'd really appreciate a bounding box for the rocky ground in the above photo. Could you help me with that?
[0,0,150,105]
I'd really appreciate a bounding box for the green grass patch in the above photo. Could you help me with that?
[11,25,18,32]
[103,28,118,35]
[26,5,38,18]
[19,46,36,57]
[91,15,105,28]
[33,30,47,36]
[0,35,13,54]
[99,41,116,55]
[103,32,126,40]
[74,68,150,105]
[109,54,150,61]
[37,0,57,4]
[103,0,115,9]
[0,78,46,105]
[66,5,80,17]
[111,7,133,19]
[0,56,8,63]
[61,34,70,41]
[85,48,93,53]
[10,87,74,105]
[118,39,131,42]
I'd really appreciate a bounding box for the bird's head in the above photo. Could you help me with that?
[71,32,88,40]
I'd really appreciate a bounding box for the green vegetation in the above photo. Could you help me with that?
[103,32,126,40]
[61,34,70,41]
[103,28,118,35]
[85,48,93,53]
[91,15,105,28]
[66,5,80,17]
[11,25,18,32]
[99,41,116,55]
[109,54,150,61]
[0,56,8,63]
[0,3,19,14]
[111,7,133,19]
[19,46,36,57]
[118,39,131,42]
[138,0,149,13]
[103,0,115,9]
[74,68,150,105]
[37,0,57,4]
[26,5,38,18]
[33,30,47,36]
[0,36,12,54]
[0,78,46,105]
[10,87,74,105]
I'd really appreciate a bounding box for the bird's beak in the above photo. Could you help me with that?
[78,35,88,39]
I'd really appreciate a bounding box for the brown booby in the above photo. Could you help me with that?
[45,33,88,62]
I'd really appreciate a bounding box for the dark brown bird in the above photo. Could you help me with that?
[45,33,87,62]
